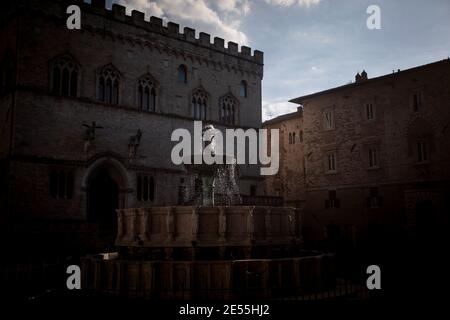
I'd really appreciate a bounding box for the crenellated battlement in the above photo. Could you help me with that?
[81,0,263,64]
[3,0,264,66]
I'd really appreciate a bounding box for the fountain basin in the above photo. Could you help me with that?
[81,252,335,300]
[80,206,336,300]
[116,206,302,258]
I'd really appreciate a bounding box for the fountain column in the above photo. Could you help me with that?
[166,207,175,241]
[191,206,199,260]
[297,208,304,244]
[116,209,124,241]
[124,209,137,242]
[218,207,227,241]
[218,207,227,259]
[288,208,297,240]
[247,206,255,240]
[202,176,215,206]
[245,206,255,259]
[137,208,147,243]
[165,205,174,260]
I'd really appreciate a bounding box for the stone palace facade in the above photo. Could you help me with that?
[0,0,264,254]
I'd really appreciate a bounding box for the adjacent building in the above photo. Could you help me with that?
[265,60,450,248]
[262,107,305,208]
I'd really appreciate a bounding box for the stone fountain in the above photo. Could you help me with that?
[81,124,335,300]
[181,124,241,206]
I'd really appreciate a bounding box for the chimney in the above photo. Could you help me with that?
[361,70,368,81]
[355,72,361,83]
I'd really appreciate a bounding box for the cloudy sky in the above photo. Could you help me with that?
[107,0,450,121]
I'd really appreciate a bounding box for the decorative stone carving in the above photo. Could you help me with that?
[288,208,296,237]
[137,208,146,242]
[218,207,227,241]
[117,209,123,239]
[166,206,175,241]
[191,206,199,240]
[82,121,103,153]
[115,206,302,250]
[247,206,255,240]
[124,209,136,241]
[128,129,142,158]
[143,209,150,241]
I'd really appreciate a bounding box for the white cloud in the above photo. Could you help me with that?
[262,100,299,121]
[117,0,248,45]
[213,0,250,15]
[265,0,321,7]
[288,30,332,44]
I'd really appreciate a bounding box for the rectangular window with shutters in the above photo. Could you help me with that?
[412,92,423,112]
[369,148,378,168]
[417,141,428,163]
[327,152,337,172]
[325,190,340,209]
[366,103,375,120]
[324,110,335,129]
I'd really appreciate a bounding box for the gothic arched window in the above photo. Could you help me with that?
[138,74,157,112]
[240,80,247,98]
[178,64,187,83]
[220,94,238,125]
[50,55,78,97]
[97,65,120,104]
[191,88,208,120]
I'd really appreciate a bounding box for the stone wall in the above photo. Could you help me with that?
[269,60,450,247]
[263,109,305,207]
[12,0,262,128]
[0,0,266,252]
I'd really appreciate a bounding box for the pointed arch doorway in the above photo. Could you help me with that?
[85,157,130,249]
[88,167,119,234]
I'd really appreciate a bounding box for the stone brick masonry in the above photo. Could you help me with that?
[265,60,450,248]
[0,0,265,253]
